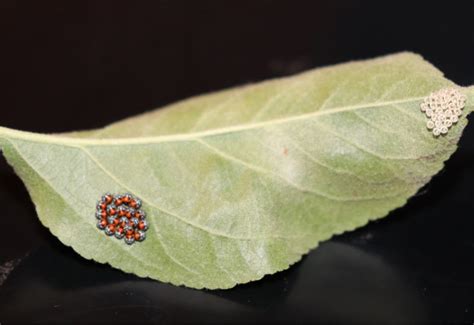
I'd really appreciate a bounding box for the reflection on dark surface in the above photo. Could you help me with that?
[284,243,424,323]
[0,240,422,323]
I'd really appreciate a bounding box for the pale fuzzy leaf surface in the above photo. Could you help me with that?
[0,53,473,289]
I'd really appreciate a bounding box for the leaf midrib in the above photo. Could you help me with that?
[0,96,424,146]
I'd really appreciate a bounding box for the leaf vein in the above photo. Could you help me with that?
[0,96,426,147]
[5,139,172,279]
[196,138,403,202]
[79,145,300,241]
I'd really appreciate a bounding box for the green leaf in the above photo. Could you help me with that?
[0,52,473,289]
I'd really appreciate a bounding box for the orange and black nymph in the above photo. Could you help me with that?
[96,193,148,245]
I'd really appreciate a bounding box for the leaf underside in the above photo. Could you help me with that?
[0,52,473,289]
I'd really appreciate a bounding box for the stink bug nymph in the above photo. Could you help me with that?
[94,193,149,245]
[115,227,125,239]
[125,235,135,245]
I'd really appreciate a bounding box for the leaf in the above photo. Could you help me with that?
[0,52,473,289]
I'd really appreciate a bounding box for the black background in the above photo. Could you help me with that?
[1,1,474,323]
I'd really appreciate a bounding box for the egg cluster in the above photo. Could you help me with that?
[420,88,466,136]
[96,193,148,245]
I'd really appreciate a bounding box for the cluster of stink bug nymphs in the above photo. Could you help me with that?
[420,88,466,136]
[96,193,148,245]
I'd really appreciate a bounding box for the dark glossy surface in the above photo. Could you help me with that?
[1,1,474,323]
